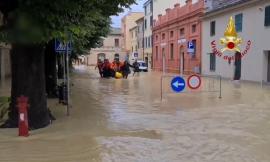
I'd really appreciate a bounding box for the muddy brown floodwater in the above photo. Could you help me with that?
[1,65,270,162]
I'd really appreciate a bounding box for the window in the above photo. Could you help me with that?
[156,35,158,41]
[138,41,140,49]
[148,37,150,47]
[170,43,174,60]
[155,46,158,60]
[235,13,243,32]
[150,36,152,47]
[145,19,147,29]
[170,31,174,38]
[144,6,147,15]
[135,45,138,52]
[150,16,153,27]
[192,24,197,33]
[210,21,215,36]
[265,6,270,26]
[114,39,119,47]
[190,39,196,58]
[180,28,185,37]
[132,47,133,52]
[210,53,216,71]
[145,37,148,48]
[162,33,165,40]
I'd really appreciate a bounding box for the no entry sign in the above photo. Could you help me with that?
[187,75,201,90]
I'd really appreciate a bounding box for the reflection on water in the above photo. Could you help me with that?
[1,65,270,162]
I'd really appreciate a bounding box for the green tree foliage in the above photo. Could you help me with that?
[0,0,135,48]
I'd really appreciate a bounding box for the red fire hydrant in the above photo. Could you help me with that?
[17,96,29,137]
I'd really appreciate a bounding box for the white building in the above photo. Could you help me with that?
[143,0,153,68]
[202,0,270,82]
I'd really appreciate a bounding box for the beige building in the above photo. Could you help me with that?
[121,12,144,53]
[136,17,144,60]
[143,0,153,68]
[0,13,11,82]
[87,28,125,65]
[202,0,270,82]
[129,26,140,60]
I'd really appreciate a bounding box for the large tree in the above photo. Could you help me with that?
[0,0,135,129]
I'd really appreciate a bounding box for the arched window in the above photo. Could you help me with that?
[97,53,106,62]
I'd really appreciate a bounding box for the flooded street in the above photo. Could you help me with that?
[1,65,270,162]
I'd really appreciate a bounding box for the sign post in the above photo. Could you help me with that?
[55,39,72,116]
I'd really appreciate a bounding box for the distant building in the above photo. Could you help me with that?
[153,0,204,73]
[121,12,144,53]
[129,26,139,60]
[135,17,144,61]
[0,13,11,82]
[87,28,125,65]
[143,0,153,68]
[202,0,270,82]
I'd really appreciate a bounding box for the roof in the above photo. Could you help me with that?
[129,26,138,31]
[205,0,255,16]
[109,27,121,35]
[135,16,144,23]
[143,0,152,7]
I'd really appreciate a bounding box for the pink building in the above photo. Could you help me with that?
[152,0,204,74]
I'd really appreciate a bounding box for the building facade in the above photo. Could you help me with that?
[202,0,270,82]
[136,17,144,60]
[121,12,144,53]
[87,28,125,65]
[153,0,198,20]
[129,26,140,60]
[153,0,204,73]
[143,0,153,68]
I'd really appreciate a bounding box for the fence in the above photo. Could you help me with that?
[160,74,222,100]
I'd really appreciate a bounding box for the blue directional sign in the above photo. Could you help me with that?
[171,76,186,93]
[187,41,195,54]
[55,40,72,53]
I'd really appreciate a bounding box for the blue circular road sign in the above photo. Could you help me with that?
[171,76,186,93]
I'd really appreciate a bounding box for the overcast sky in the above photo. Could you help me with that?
[111,0,145,28]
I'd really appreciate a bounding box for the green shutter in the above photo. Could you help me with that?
[265,6,270,26]
[235,14,243,32]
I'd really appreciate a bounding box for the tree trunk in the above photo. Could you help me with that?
[45,41,57,98]
[2,44,50,129]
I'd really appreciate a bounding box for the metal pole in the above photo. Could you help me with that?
[161,76,163,101]
[162,52,165,75]
[219,75,222,99]
[66,42,70,116]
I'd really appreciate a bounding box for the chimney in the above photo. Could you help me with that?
[158,14,162,20]
[174,3,180,8]
[165,8,171,14]
[186,0,192,5]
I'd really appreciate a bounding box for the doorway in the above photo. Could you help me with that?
[97,53,106,62]
[162,48,165,74]
[234,52,241,80]
[179,46,185,75]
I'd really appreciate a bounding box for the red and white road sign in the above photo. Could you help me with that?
[187,74,201,90]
